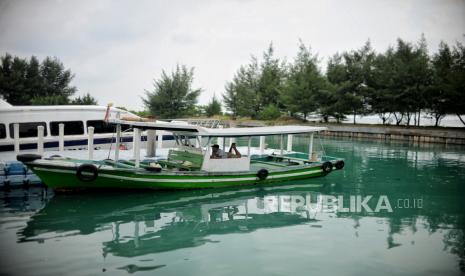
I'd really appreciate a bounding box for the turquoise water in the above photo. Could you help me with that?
[1,137,465,275]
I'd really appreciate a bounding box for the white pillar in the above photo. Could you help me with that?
[196,135,202,148]
[280,134,284,155]
[132,130,137,159]
[259,136,265,155]
[13,123,19,153]
[88,126,94,160]
[157,134,163,148]
[134,128,141,168]
[146,129,156,157]
[287,134,293,152]
[58,123,64,151]
[115,124,121,162]
[308,133,314,161]
[229,137,236,147]
[247,136,251,156]
[37,125,44,155]
[219,137,225,151]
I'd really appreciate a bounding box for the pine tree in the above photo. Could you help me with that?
[205,94,222,117]
[143,65,201,118]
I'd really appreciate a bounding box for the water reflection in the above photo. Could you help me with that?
[17,184,327,255]
[2,180,461,271]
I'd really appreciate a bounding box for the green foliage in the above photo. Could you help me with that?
[115,106,152,118]
[258,104,281,120]
[30,95,70,105]
[432,41,465,126]
[222,36,465,127]
[0,53,77,105]
[392,38,432,125]
[143,65,201,119]
[282,41,329,120]
[132,110,152,118]
[326,41,375,124]
[258,43,286,108]
[72,93,98,105]
[205,95,222,117]
[368,48,397,124]
[223,43,285,119]
[223,60,260,118]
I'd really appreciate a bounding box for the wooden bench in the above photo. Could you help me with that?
[158,150,204,171]
[267,154,313,164]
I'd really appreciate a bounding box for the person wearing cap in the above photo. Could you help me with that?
[211,143,241,159]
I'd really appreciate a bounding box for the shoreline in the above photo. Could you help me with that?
[231,120,465,145]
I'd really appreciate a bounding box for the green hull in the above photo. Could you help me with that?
[29,163,329,190]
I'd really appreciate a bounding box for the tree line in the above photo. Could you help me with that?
[222,37,465,126]
[3,36,463,128]
[0,53,97,105]
[143,36,464,126]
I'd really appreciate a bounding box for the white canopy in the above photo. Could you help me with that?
[199,125,326,137]
[109,119,326,137]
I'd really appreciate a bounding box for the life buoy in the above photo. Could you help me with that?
[76,164,98,182]
[17,154,42,163]
[321,161,333,174]
[335,160,345,170]
[257,169,269,180]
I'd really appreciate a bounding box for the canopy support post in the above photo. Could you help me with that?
[259,136,265,155]
[134,128,141,168]
[247,136,251,157]
[115,123,121,162]
[196,135,201,148]
[13,123,19,153]
[37,125,44,155]
[157,133,163,148]
[308,133,314,161]
[58,123,65,151]
[287,134,293,152]
[280,134,284,155]
[230,137,236,147]
[88,126,94,160]
[146,129,156,157]
[204,137,212,161]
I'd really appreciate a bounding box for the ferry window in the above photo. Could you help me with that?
[0,124,5,139]
[9,122,47,138]
[50,121,84,136]
[87,120,115,134]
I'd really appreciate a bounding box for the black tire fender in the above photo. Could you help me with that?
[322,161,333,174]
[335,160,345,170]
[257,169,269,180]
[76,163,98,182]
[17,154,42,163]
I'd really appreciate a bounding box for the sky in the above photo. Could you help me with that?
[0,0,464,110]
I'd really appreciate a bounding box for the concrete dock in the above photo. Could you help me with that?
[317,124,465,145]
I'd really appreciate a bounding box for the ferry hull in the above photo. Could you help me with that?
[29,164,327,190]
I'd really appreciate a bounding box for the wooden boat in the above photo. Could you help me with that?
[17,119,345,190]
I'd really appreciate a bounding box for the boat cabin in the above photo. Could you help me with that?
[109,119,327,173]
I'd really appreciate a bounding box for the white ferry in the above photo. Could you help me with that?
[0,99,142,152]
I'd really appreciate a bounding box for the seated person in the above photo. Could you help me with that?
[211,143,242,159]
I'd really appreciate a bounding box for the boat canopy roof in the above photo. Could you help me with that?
[109,119,326,137]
